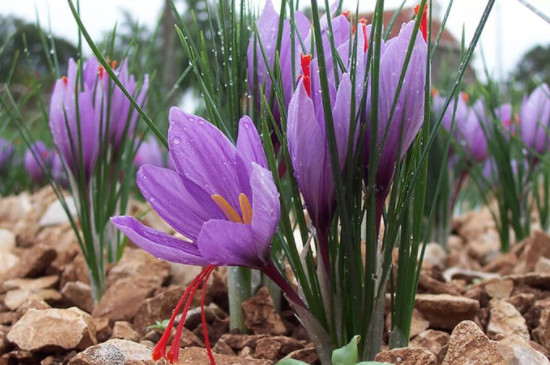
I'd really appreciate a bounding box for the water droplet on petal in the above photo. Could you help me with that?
[173,137,181,145]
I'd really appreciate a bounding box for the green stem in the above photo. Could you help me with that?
[227,266,251,332]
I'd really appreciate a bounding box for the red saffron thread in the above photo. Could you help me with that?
[300,53,312,97]
[359,19,368,53]
[152,266,214,362]
[414,4,428,41]
[201,267,216,364]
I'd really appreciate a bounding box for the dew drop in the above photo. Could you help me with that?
[173,137,181,145]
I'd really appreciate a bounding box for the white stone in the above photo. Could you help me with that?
[38,197,77,227]
[0,229,16,253]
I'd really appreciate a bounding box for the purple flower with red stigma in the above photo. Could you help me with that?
[49,59,99,181]
[134,137,164,168]
[86,58,149,148]
[364,17,428,203]
[111,108,302,363]
[49,57,148,181]
[520,84,550,155]
[287,53,353,272]
[24,140,51,183]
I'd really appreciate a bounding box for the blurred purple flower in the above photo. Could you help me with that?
[134,137,164,168]
[0,138,14,170]
[462,99,490,162]
[24,140,51,183]
[112,108,280,270]
[50,152,68,187]
[432,91,469,134]
[247,0,310,123]
[520,84,550,155]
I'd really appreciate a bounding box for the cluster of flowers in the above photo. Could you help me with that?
[49,56,149,182]
[433,83,550,179]
[106,1,429,363]
[0,138,66,187]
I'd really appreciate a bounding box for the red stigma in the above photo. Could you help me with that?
[341,10,350,19]
[62,76,68,85]
[300,53,312,97]
[431,88,439,97]
[152,265,217,364]
[111,60,118,69]
[414,4,428,41]
[461,92,469,103]
[98,66,105,79]
[359,19,368,53]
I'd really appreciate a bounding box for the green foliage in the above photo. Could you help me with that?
[511,43,550,93]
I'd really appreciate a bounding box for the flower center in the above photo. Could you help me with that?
[211,193,253,224]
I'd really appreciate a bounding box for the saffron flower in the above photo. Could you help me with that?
[432,91,469,134]
[86,58,149,148]
[287,53,353,271]
[520,84,550,156]
[112,108,302,363]
[24,140,51,183]
[364,17,428,210]
[134,137,164,168]
[50,152,68,187]
[49,59,99,181]
[247,0,310,122]
[462,99,490,162]
[49,57,149,181]
[0,138,14,171]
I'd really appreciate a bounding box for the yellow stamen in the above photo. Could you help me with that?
[239,193,253,225]
[212,194,243,223]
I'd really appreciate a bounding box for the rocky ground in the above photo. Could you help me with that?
[0,187,550,364]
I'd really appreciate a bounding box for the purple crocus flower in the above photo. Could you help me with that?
[520,84,550,155]
[50,152,68,187]
[112,108,281,270]
[49,59,99,181]
[247,0,310,123]
[432,91,469,134]
[365,20,428,202]
[134,137,164,168]
[462,99,490,162]
[287,53,353,271]
[111,108,304,363]
[114,112,273,268]
[24,141,51,183]
[0,138,14,170]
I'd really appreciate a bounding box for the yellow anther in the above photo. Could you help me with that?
[239,193,253,225]
[212,194,243,223]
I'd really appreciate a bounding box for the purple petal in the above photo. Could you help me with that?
[236,115,267,169]
[111,216,209,266]
[197,220,260,268]
[137,165,225,241]
[521,84,550,154]
[287,80,332,229]
[375,20,427,187]
[24,141,50,183]
[168,107,242,210]
[250,163,280,261]
[332,73,353,168]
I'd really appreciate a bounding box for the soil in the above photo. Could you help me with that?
[1,186,550,364]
